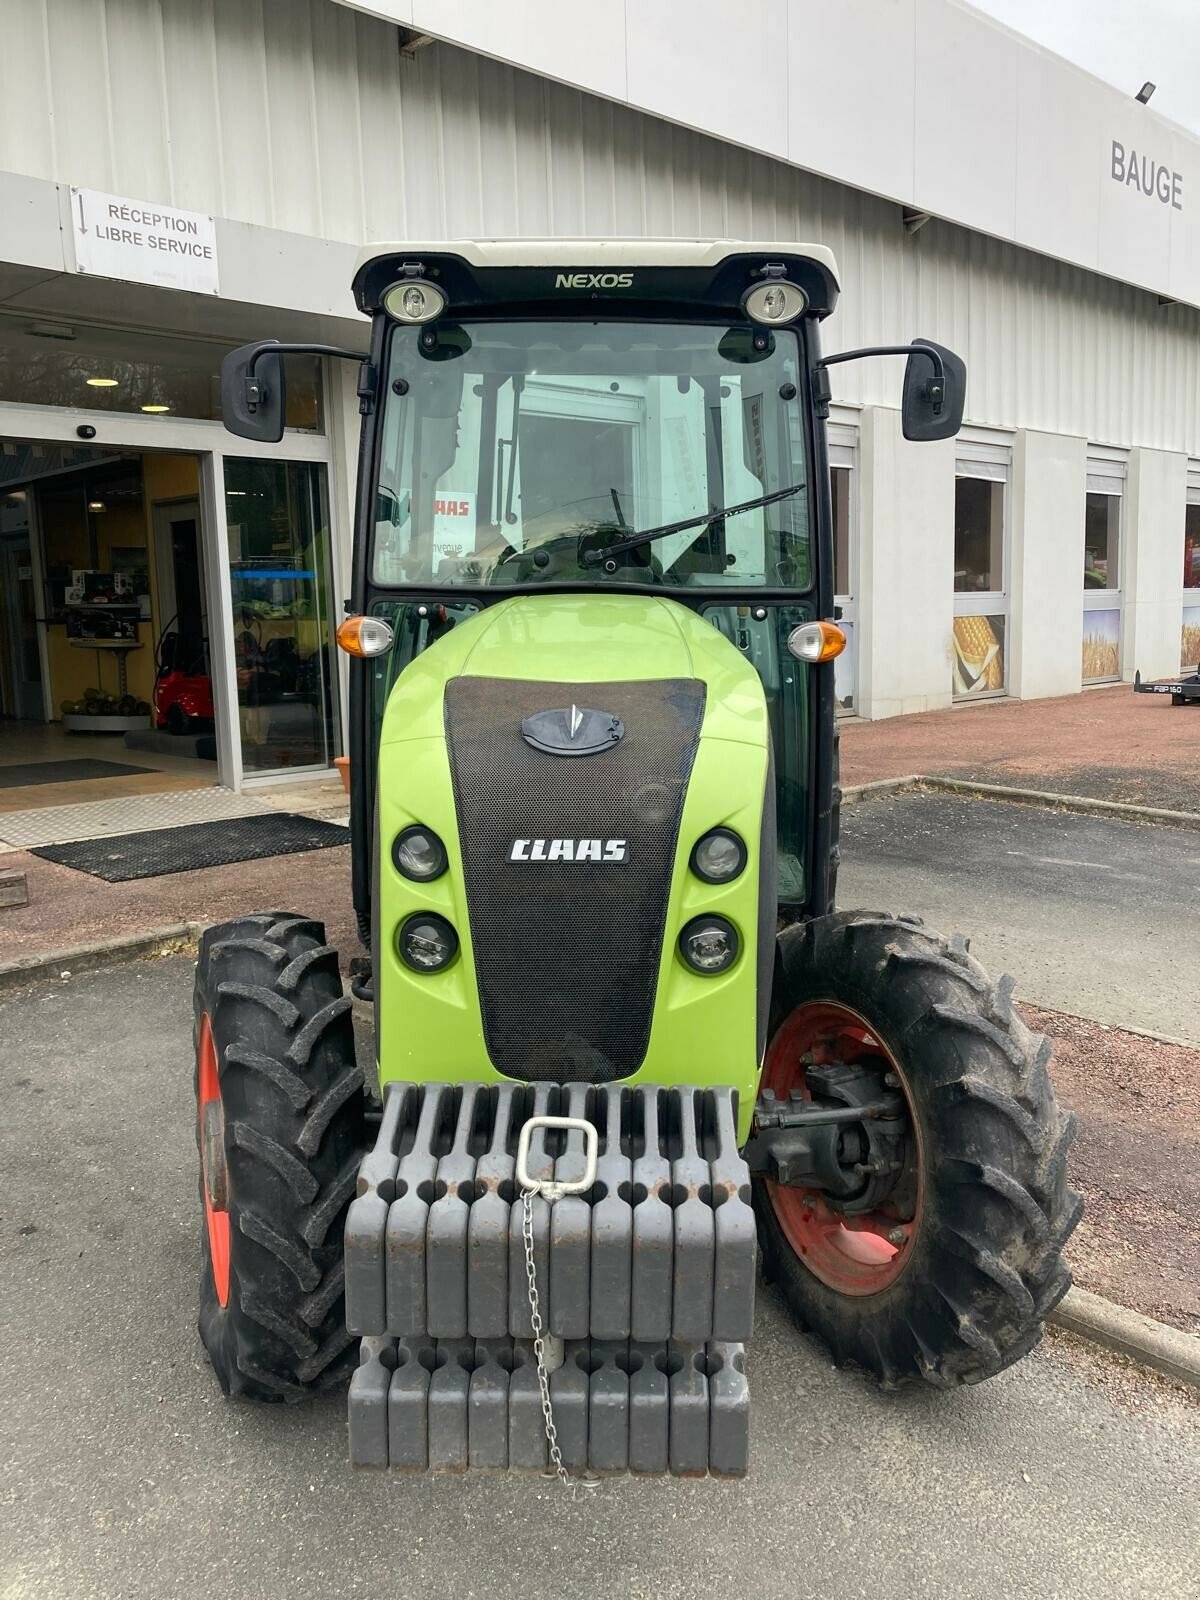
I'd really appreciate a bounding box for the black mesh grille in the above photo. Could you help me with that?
[444,676,706,1083]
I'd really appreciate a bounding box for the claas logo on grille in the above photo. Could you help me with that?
[509,838,628,862]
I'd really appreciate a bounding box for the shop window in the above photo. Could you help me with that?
[1084,492,1120,589]
[225,458,338,774]
[832,464,851,597]
[1184,505,1200,589]
[954,478,1004,593]
[0,316,321,429]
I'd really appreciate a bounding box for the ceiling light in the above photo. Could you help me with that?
[141,404,170,413]
[88,500,106,512]
[86,377,119,388]
[28,322,76,340]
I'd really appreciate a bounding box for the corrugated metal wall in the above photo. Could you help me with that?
[3,0,1198,452]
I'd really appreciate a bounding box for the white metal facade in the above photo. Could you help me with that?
[4,0,1200,455]
[1,0,1198,731]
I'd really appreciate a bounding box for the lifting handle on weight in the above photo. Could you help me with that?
[515,1115,598,1202]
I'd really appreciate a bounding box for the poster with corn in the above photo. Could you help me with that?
[952,614,1005,695]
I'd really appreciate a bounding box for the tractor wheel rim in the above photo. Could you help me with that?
[197,1013,231,1308]
[763,999,923,1296]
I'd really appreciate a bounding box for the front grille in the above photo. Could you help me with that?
[444,676,706,1082]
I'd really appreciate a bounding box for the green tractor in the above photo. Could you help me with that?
[196,241,1080,1477]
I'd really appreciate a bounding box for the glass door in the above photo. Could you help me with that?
[1083,465,1124,684]
[952,456,1009,699]
[223,459,338,774]
[1183,491,1200,671]
[0,527,44,720]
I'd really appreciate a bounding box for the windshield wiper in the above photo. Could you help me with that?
[580,482,805,568]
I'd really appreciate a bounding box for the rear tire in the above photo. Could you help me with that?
[755,910,1082,1387]
[193,912,365,1402]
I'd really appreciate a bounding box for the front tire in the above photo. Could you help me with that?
[755,911,1083,1387]
[193,912,365,1402]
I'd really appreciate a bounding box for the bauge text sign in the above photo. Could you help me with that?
[71,188,219,296]
[1111,142,1183,211]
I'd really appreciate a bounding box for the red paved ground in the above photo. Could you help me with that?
[0,844,358,968]
[1023,1005,1200,1334]
[841,685,1200,812]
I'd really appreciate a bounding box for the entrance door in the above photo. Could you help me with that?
[224,459,339,774]
[0,532,45,720]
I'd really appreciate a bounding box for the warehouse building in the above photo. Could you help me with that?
[2,0,1199,802]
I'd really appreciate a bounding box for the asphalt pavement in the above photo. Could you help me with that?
[840,793,1200,1044]
[2,955,1198,1600]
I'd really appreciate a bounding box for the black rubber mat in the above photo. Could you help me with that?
[31,812,349,881]
[0,759,154,788]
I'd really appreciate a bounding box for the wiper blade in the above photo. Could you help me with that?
[581,483,805,567]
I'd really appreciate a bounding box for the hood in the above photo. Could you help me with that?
[380,592,766,748]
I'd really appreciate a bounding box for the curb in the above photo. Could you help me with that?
[840,772,1200,830]
[0,922,203,993]
[839,775,921,805]
[1050,1286,1200,1391]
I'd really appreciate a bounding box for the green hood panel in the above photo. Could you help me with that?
[379,593,767,747]
[374,592,771,1137]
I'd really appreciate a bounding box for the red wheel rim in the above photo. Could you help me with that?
[197,1013,231,1308]
[763,1000,922,1296]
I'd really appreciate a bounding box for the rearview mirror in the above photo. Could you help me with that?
[901,339,965,442]
[220,341,286,443]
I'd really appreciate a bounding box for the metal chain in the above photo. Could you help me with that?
[521,1186,597,1496]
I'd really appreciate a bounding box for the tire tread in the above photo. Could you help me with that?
[193,912,364,1405]
[756,908,1083,1387]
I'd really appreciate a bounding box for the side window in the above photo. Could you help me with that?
[703,601,814,905]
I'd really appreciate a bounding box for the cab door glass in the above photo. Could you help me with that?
[702,601,813,904]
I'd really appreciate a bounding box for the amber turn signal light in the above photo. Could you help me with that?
[785,620,846,662]
[336,615,395,657]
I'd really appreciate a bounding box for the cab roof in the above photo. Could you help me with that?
[351,239,840,320]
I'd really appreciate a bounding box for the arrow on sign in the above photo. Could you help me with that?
[75,192,87,234]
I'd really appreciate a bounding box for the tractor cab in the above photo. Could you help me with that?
[223,240,962,926]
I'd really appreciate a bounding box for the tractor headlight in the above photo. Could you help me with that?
[679,916,739,975]
[392,825,448,882]
[743,280,807,325]
[382,279,447,324]
[397,913,459,972]
[690,828,747,884]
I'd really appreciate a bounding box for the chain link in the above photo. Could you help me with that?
[521,1186,597,1497]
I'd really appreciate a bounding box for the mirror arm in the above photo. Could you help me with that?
[816,341,947,414]
[240,339,371,416]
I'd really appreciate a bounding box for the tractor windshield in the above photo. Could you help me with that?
[371,320,810,591]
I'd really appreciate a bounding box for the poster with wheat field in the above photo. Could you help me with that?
[1082,609,1120,682]
[1183,606,1200,671]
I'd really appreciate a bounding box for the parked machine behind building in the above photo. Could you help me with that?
[193,241,1081,1478]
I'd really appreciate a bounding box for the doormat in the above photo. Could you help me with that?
[0,759,154,788]
[31,812,349,882]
